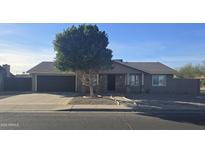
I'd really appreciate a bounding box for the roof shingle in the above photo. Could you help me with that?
[27,61,177,75]
[27,62,75,74]
[115,61,177,74]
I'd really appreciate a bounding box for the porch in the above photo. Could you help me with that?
[97,73,144,93]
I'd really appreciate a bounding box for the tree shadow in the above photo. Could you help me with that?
[124,94,205,126]
[126,93,205,104]
[136,110,205,126]
[0,91,33,100]
[56,92,205,127]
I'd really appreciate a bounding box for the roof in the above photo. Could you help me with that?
[27,62,75,74]
[27,61,176,75]
[115,61,177,74]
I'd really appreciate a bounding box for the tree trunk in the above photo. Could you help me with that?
[89,85,94,97]
[77,70,97,97]
[88,70,94,97]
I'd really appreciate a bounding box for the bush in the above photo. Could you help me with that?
[201,79,205,88]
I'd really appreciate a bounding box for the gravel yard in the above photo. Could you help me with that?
[66,96,116,105]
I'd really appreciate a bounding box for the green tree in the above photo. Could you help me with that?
[200,61,205,73]
[177,63,204,78]
[53,24,113,96]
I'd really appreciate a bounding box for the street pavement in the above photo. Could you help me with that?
[0,111,205,130]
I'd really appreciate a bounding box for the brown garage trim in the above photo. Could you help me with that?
[37,75,75,92]
[31,73,76,92]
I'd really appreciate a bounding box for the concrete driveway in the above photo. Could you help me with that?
[0,93,74,111]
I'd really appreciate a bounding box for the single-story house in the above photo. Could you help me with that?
[27,59,200,95]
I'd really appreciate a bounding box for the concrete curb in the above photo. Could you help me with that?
[1,102,205,113]
[1,110,205,114]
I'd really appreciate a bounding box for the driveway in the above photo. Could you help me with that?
[0,92,75,111]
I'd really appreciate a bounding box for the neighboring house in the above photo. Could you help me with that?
[27,59,200,95]
[0,64,14,91]
[0,64,31,92]
[0,66,6,91]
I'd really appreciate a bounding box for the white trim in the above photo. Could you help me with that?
[27,71,75,75]
[32,73,75,76]
[32,73,76,92]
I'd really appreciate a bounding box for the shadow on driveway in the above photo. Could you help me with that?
[125,94,205,126]
[58,93,205,127]
[0,91,78,100]
[0,91,32,100]
[136,111,205,126]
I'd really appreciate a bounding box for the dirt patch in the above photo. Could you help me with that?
[65,95,137,105]
[66,96,117,105]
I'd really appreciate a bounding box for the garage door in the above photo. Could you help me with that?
[37,75,75,92]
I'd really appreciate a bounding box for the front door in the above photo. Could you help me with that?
[107,75,115,91]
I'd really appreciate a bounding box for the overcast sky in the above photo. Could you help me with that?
[0,23,205,74]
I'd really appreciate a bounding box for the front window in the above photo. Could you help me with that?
[129,74,139,86]
[152,75,166,86]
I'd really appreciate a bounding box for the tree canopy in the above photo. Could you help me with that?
[54,24,112,72]
[53,24,113,96]
[177,61,205,78]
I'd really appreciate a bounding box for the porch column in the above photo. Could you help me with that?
[142,73,144,85]
[141,72,144,93]
[75,73,78,92]
[126,73,130,85]
[126,73,130,93]
[96,74,99,85]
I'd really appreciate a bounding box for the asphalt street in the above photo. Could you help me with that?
[0,111,205,130]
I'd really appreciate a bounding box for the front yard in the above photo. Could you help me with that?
[65,93,205,111]
[0,92,205,112]
[66,96,116,105]
[65,94,137,105]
